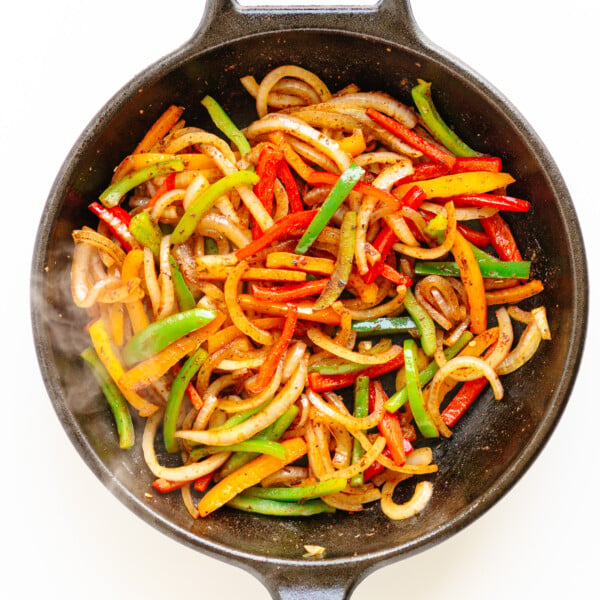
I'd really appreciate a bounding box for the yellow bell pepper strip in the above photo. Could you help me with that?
[163,346,208,453]
[313,210,357,310]
[171,170,259,245]
[414,260,531,279]
[403,338,439,438]
[394,171,515,200]
[99,159,185,208]
[243,478,347,501]
[119,312,225,391]
[218,405,299,479]
[366,107,457,169]
[337,128,367,156]
[350,375,370,487]
[403,287,437,357]
[385,331,473,413]
[295,163,365,254]
[121,250,150,333]
[80,347,135,449]
[411,79,480,157]
[132,105,184,155]
[226,495,335,516]
[196,437,308,517]
[122,307,217,365]
[452,231,487,334]
[201,95,251,157]
[88,319,158,417]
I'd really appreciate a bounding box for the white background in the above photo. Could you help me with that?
[5,1,598,598]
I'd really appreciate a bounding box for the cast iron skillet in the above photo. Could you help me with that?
[31,1,588,598]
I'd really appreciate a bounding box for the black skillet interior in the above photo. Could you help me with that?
[32,0,587,597]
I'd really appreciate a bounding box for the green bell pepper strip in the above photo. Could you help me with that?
[171,170,259,245]
[295,163,365,254]
[243,478,347,501]
[227,495,336,516]
[351,316,417,337]
[313,210,357,310]
[163,346,208,453]
[414,260,531,279]
[411,79,480,157]
[385,331,473,412]
[350,375,370,487]
[403,287,437,357]
[122,307,217,365]
[129,211,196,310]
[129,210,162,256]
[218,405,299,478]
[80,347,134,449]
[403,338,439,438]
[310,361,368,376]
[201,95,252,157]
[99,159,185,208]
[211,401,271,432]
[189,439,288,462]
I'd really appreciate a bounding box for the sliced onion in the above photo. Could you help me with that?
[485,307,514,369]
[164,130,236,164]
[307,326,402,364]
[532,306,551,340]
[175,357,307,446]
[427,355,504,438]
[497,321,543,375]
[307,388,384,431]
[419,201,498,221]
[381,480,433,521]
[142,410,230,481]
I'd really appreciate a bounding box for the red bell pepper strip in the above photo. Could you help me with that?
[246,305,298,394]
[443,194,530,212]
[235,210,318,261]
[401,184,427,209]
[308,351,405,392]
[380,263,413,286]
[88,202,136,252]
[395,163,450,185]
[145,172,176,212]
[277,160,303,213]
[363,224,398,284]
[456,223,491,248]
[363,440,414,482]
[369,381,406,466]
[366,108,457,169]
[306,170,399,209]
[252,147,283,239]
[251,279,328,302]
[480,213,523,261]
[193,472,215,493]
[452,156,502,173]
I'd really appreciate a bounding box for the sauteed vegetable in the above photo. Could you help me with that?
[70,65,550,521]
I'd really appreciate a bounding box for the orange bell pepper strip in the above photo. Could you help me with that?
[452,231,487,334]
[121,249,150,334]
[196,437,308,517]
[485,280,544,305]
[251,280,328,303]
[88,319,158,417]
[238,295,341,325]
[246,305,298,394]
[133,105,184,155]
[269,131,314,181]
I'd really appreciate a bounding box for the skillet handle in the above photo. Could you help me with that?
[251,562,371,600]
[190,0,424,51]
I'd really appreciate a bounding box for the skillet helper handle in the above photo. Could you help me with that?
[191,0,424,51]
